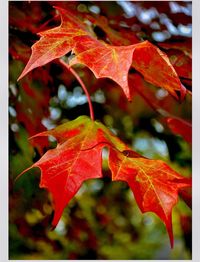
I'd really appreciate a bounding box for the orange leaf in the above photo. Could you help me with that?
[18,6,185,102]
[108,147,191,248]
[132,41,186,101]
[18,6,89,81]
[18,116,191,248]
[166,117,192,144]
[70,36,136,100]
[18,116,127,227]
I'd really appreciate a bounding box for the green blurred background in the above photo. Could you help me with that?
[9,1,192,259]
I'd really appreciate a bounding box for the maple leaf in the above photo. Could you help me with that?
[179,187,192,209]
[70,36,136,100]
[18,116,126,227]
[131,41,186,101]
[166,117,192,144]
[70,38,186,102]
[18,116,191,247]
[15,79,50,154]
[159,41,192,59]
[85,14,139,46]
[168,51,192,80]
[17,6,89,81]
[108,147,191,248]
[18,6,185,102]
[9,36,31,63]
[17,5,136,100]
[9,2,45,34]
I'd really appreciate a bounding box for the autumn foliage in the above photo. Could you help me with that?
[9,1,192,259]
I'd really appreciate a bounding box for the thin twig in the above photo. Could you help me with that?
[59,59,94,121]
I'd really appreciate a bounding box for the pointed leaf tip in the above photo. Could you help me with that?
[108,147,191,247]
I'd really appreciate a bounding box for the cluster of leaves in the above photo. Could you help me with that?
[9,1,192,259]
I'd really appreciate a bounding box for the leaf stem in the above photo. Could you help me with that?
[59,59,94,121]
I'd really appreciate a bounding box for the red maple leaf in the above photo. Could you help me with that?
[108,147,191,248]
[17,6,89,81]
[18,6,185,101]
[69,36,136,100]
[131,41,186,101]
[18,116,127,226]
[166,117,192,144]
[18,116,191,247]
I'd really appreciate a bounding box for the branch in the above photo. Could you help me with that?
[59,59,94,121]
